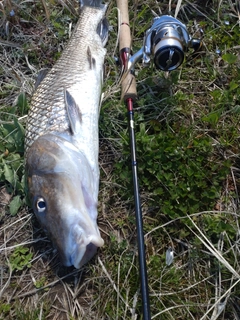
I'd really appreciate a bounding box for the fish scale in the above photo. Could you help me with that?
[25,5,106,161]
[25,1,108,269]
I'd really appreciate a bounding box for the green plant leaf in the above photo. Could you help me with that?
[222,53,237,64]
[202,112,220,125]
[16,92,28,115]
[9,246,33,271]
[229,80,239,91]
[3,161,14,185]
[9,195,22,215]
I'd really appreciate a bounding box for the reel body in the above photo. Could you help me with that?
[129,15,202,71]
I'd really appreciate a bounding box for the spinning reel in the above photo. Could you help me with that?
[128,15,202,71]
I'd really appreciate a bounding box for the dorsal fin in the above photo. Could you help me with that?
[64,90,82,135]
[97,17,109,46]
[34,69,49,90]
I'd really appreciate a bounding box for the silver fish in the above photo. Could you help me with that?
[25,0,108,268]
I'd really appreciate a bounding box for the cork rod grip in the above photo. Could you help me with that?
[117,0,137,101]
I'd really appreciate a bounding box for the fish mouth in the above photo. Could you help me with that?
[66,224,104,268]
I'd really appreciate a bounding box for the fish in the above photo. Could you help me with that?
[24,0,108,268]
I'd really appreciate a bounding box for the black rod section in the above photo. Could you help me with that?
[126,98,151,320]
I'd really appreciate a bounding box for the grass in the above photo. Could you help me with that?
[0,0,240,319]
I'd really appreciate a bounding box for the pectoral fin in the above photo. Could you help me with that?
[64,90,82,135]
[87,47,96,70]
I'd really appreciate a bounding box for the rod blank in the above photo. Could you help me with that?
[116,1,151,318]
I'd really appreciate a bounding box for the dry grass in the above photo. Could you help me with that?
[1,0,240,319]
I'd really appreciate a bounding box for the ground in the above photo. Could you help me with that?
[0,0,240,319]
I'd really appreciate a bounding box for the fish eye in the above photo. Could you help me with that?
[36,198,46,213]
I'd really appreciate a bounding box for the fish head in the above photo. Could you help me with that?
[26,134,103,268]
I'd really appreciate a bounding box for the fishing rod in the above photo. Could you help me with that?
[116,1,151,319]
[116,1,202,318]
